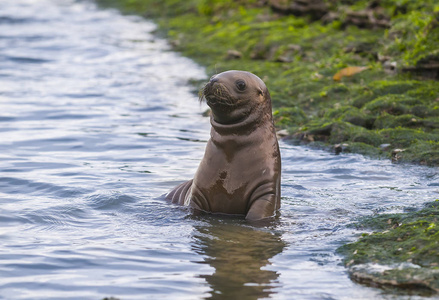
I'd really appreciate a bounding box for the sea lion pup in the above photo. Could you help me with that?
[166,70,281,221]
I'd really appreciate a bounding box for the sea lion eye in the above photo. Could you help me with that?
[236,80,246,91]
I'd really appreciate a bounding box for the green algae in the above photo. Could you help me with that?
[96,0,439,166]
[338,200,439,293]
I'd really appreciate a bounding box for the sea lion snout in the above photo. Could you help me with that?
[203,79,233,107]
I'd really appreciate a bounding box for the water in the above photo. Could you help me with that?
[0,0,438,299]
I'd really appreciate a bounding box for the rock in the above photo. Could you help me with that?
[392,148,405,155]
[276,129,290,138]
[269,0,329,20]
[321,11,338,24]
[250,43,279,61]
[311,72,323,80]
[323,5,390,29]
[226,49,242,60]
[383,61,398,74]
[344,42,376,56]
[348,263,439,293]
[275,55,292,63]
[287,44,302,52]
[402,63,439,80]
[274,44,303,62]
[334,143,349,154]
[250,43,270,60]
[391,148,405,162]
[294,132,315,142]
[343,8,390,29]
[304,133,314,142]
[377,53,392,62]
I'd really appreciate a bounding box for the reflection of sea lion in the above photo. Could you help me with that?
[166,70,281,221]
[192,218,285,298]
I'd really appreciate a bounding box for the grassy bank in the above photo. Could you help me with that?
[98,0,439,165]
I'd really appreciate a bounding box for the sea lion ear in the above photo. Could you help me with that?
[258,87,264,96]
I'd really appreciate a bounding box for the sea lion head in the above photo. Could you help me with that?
[201,70,270,125]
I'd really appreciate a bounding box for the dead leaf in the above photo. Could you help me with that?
[333,66,370,81]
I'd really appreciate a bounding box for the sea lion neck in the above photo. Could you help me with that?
[210,104,269,136]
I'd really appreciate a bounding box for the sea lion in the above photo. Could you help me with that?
[166,70,281,221]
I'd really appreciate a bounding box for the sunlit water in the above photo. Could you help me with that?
[1,1,438,299]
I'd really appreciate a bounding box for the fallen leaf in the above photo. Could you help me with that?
[333,66,370,81]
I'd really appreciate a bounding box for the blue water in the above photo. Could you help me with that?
[1,1,438,299]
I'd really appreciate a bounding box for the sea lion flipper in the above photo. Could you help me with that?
[166,179,193,205]
[245,194,276,221]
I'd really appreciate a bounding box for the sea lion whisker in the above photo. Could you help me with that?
[210,94,235,106]
[198,82,208,103]
[198,89,205,103]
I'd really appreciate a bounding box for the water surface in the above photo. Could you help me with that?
[1,1,438,299]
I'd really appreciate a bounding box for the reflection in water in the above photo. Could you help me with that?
[192,218,286,299]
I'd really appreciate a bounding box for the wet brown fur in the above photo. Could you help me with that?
[167,70,281,222]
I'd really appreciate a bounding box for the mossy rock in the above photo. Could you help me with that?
[324,106,358,119]
[383,7,439,68]
[352,93,376,109]
[341,142,382,157]
[338,200,439,293]
[348,264,439,294]
[306,119,386,147]
[328,121,358,144]
[369,81,420,97]
[306,119,335,137]
[406,83,439,103]
[373,113,423,129]
[403,141,439,165]
[350,130,384,147]
[326,84,350,96]
[341,108,376,129]
[424,117,439,130]
[339,219,439,267]
[379,127,439,148]
[352,201,439,232]
[410,105,432,118]
[273,106,308,127]
[363,94,417,116]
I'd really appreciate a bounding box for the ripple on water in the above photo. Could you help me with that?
[0,177,88,198]
[84,191,138,211]
[5,55,52,64]
[0,116,16,122]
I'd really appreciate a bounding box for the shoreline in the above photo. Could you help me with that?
[98,0,439,166]
[96,0,439,294]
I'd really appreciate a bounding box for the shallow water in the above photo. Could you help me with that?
[0,1,438,299]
